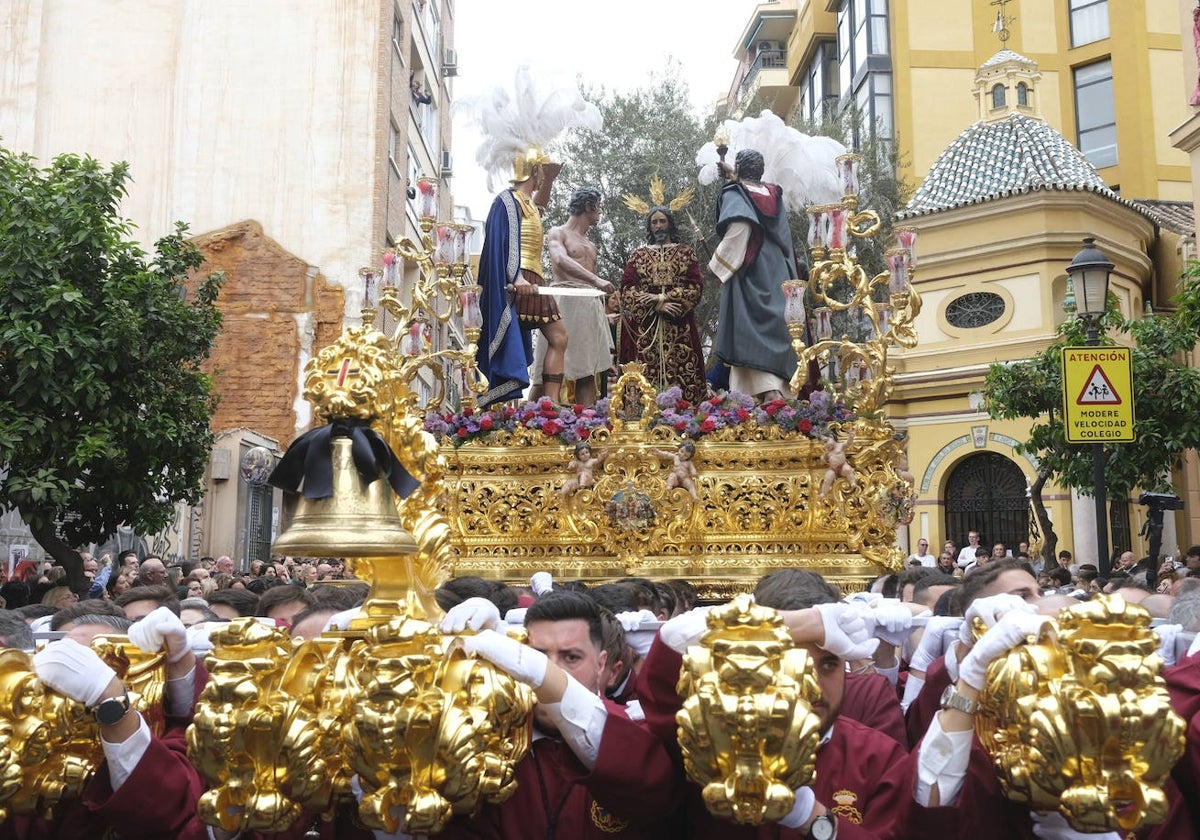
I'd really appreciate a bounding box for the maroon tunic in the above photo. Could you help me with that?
[1138,649,1200,839]
[904,656,952,750]
[618,244,706,404]
[0,726,208,840]
[440,699,681,839]
[843,671,906,746]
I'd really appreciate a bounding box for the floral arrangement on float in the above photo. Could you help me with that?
[423,387,854,448]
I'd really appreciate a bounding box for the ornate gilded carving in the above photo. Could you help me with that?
[348,614,532,834]
[0,639,165,821]
[975,595,1185,833]
[677,596,822,825]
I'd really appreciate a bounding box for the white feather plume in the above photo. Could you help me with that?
[695,110,846,212]
[458,66,603,191]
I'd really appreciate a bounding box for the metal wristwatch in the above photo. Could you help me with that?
[940,684,979,715]
[91,691,132,726]
[807,814,836,840]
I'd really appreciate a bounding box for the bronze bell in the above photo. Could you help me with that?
[272,436,418,559]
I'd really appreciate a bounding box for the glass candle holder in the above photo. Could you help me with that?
[814,306,833,341]
[459,284,482,331]
[885,249,911,294]
[782,280,808,326]
[835,153,862,198]
[416,177,439,222]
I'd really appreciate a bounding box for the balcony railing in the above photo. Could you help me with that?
[738,49,788,101]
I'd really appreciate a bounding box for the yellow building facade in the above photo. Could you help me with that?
[730,0,1196,562]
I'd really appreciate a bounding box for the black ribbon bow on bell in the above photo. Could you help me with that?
[269,417,419,500]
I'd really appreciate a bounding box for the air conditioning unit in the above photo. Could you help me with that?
[440,150,453,177]
[442,47,458,77]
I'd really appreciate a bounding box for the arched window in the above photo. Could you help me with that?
[991,84,1006,109]
[1017,82,1029,106]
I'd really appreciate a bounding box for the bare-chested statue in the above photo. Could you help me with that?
[532,188,615,406]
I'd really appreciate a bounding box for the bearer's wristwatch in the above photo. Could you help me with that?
[940,684,979,715]
[91,691,132,726]
[806,814,836,840]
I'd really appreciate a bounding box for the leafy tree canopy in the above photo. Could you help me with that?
[0,147,224,590]
[985,268,1200,501]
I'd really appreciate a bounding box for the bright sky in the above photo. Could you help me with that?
[450,0,765,221]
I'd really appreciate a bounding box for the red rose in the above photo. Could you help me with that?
[676,399,691,411]
[457,428,468,438]
[674,421,687,432]
[700,418,716,433]
[542,420,562,436]
[580,428,591,439]
[504,406,515,419]
[573,404,584,415]
[462,406,474,417]
[799,418,813,434]
[542,406,558,418]
[764,403,780,416]
[480,416,494,430]
[709,397,723,406]
[736,408,749,421]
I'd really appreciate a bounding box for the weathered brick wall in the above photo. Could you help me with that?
[188,220,345,448]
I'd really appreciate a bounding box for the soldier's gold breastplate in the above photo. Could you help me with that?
[514,192,544,280]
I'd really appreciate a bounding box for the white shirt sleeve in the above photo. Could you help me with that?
[914,711,973,806]
[874,662,900,686]
[166,665,197,717]
[538,674,609,770]
[708,221,751,283]
[102,713,151,791]
[900,672,925,713]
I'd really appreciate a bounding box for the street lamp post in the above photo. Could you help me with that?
[1066,237,1115,576]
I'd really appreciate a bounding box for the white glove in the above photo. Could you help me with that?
[1030,810,1120,840]
[462,629,548,688]
[325,606,360,631]
[846,591,883,606]
[814,603,879,660]
[1153,623,1182,668]
[34,639,117,706]
[660,607,712,654]
[186,622,219,657]
[614,609,659,632]
[440,597,502,634]
[129,606,191,663]
[530,572,554,597]
[909,616,964,673]
[960,594,1037,644]
[958,611,1051,690]
[859,602,915,648]
[777,786,816,830]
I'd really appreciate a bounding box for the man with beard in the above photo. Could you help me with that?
[618,204,706,404]
[439,590,678,838]
[709,148,801,403]
[533,187,615,406]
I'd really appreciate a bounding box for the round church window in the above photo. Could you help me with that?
[945,291,1006,329]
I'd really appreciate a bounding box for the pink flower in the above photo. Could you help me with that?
[480,416,493,431]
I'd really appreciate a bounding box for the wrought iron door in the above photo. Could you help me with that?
[244,483,273,564]
[943,452,1030,553]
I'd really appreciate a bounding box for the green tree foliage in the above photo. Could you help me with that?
[984,271,1200,562]
[551,62,725,346]
[0,147,224,591]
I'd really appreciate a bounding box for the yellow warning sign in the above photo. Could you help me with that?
[1061,347,1135,443]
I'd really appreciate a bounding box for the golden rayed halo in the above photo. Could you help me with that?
[621,175,695,215]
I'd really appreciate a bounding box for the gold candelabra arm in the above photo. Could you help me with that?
[847,208,881,239]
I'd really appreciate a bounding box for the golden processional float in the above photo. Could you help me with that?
[0,162,1182,838]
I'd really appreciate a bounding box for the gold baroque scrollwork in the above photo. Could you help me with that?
[975,595,1185,834]
[677,596,822,825]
